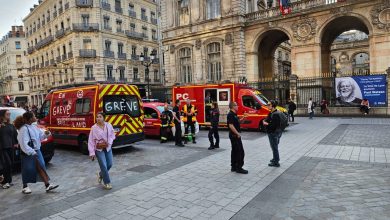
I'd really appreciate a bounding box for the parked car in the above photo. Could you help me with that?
[143,102,174,139]
[0,107,55,163]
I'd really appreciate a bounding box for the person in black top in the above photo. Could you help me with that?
[208,102,220,150]
[160,104,173,143]
[287,98,296,122]
[172,100,184,147]
[0,109,18,188]
[227,102,248,174]
[263,100,282,167]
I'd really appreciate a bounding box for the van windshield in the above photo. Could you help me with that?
[103,95,141,117]
[253,90,270,105]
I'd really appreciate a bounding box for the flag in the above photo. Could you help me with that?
[279,0,291,15]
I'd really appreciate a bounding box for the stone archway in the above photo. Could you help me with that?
[319,15,372,75]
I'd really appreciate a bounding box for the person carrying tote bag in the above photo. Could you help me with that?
[14,112,59,194]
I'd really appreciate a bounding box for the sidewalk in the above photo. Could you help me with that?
[6,117,390,220]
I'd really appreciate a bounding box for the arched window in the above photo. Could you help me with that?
[179,47,192,83]
[206,0,221,20]
[207,42,222,82]
[352,52,369,74]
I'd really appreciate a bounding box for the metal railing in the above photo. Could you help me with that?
[53,11,57,18]
[79,49,96,58]
[151,18,157,25]
[129,10,136,18]
[65,2,69,9]
[115,7,123,14]
[125,30,143,40]
[141,14,148,21]
[103,25,112,31]
[47,16,51,22]
[56,56,61,62]
[118,53,127,60]
[84,76,96,81]
[131,54,139,60]
[35,36,54,50]
[73,23,99,31]
[75,0,93,7]
[58,7,63,14]
[107,77,116,82]
[104,50,115,58]
[50,59,55,65]
[119,78,127,82]
[27,47,34,54]
[68,52,73,59]
[101,2,111,10]
[62,54,67,60]
[56,29,65,38]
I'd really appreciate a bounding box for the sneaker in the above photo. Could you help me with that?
[46,184,59,192]
[268,162,280,167]
[103,184,112,190]
[22,187,32,194]
[2,183,10,189]
[236,168,249,174]
[97,172,103,184]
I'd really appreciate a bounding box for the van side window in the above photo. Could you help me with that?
[76,98,91,114]
[41,100,51,117]
[242,95,258,109]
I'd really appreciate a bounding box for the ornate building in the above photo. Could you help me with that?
[0,26,29,106]
[24,0,160,106]
[161,0,390,86]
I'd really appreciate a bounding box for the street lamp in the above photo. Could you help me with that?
[140,49,157,99]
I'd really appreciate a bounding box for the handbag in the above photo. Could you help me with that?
[25,125,35,149]
[96,124,109,150]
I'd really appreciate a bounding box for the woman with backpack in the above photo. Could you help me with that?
[14,112,59,194]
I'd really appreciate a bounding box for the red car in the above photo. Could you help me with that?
[143,102,174,138]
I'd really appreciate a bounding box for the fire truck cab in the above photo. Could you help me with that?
[172,83,287,131]
[38,84,144,154]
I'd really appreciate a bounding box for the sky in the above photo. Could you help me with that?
[0,0,32,37]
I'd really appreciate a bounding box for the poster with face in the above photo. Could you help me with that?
[335,75,387,107]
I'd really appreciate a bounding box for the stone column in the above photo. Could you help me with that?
[289,74,298,104]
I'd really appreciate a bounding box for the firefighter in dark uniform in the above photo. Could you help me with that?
[181,99,197,144]
[227,101,248,174]
[160,104,173,143]
[208,102,220,150]
[172,100,184,147]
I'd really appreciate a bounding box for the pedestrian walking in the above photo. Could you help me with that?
[320,99,329,114]
[14,112,59,194]
[160,104,173,143]
[208,102,220,150]
[263,100,283,167]
[88,112,116,190]
[181,99,197,144]
[308,98,314,119]
[287,98,296,122]
[0,110,18,189]
[172,100,184,147]
[227,102,248,174]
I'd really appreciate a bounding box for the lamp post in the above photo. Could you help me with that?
[140,49,157,99]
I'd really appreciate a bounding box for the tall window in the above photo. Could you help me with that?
[132,46,137,55]
[133,67,139,79]
[16,55,22,63]
[207,42,222,82]
[82,15,89,26]
[152,29,157,40]
[105,40,111,51]
[116,19,122,32]
[130,23,136,32]
[18,82,24,91]
[153,70,159,81]
[119,67,125,79]
[103,16,110,29]
[85,65,93,78]
[107,65,113,79]
[83,39,92,49]
[118,43,124,54]
[179,0,189,26]
[179,47,192,83]
[206,0,221,20]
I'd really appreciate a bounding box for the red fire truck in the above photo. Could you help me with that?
[172,83,287,131]
[38,84,144,154]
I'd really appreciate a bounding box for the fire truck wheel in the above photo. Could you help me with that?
[79,135,89,155]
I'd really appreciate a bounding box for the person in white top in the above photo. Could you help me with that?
[308,98,314,119]
[14,112,59,194]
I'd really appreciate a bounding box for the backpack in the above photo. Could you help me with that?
[274,111,288,131]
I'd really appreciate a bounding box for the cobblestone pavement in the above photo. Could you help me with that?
[2,117,390,220]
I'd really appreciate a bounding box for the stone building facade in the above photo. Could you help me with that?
[0,26,29,106]
[162,0,390,86]
[24,0,160,106]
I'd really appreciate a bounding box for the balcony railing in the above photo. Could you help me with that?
[27,47,34,54]
[151,18,157,25]
[142,33,148,39]
[141,15,148,21]
[42,20,46,26]
[53,11,57,18]
[50,59,55,65]
[115,7,123,14]
[73,23,99,32]
[33,27,36,32]
[125,30,143,40]
[119,78,127,82]
[131,54,139,60]
[47,16,51,22]
[76,0,93,7]
[45,61,49,66]
[245,0,342,22]
[68,52,73,59]
[154,78,160,83]
[118,53,127,60]
[117,28,124,34]
[107,77,116,82]
[62,54,67,60]
[80,49,97,58]
[152,58,159,64]
[101,2,111,10]
[58,7,63,14]
[37,23,41,29]
[56,56,61,62]
[35,36,54,50]
[104,50,115,58]
[56,29,65,38]
[84,76,95,81]
[103,26,112,31]
[40,63,45,68]
[152,36,158,41]
[129,10,136,18]
[65,2,69,9]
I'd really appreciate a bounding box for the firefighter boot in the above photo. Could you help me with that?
[192,136,197,144]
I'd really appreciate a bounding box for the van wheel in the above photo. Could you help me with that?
[259,121,266,132]
[79,135,89,155]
